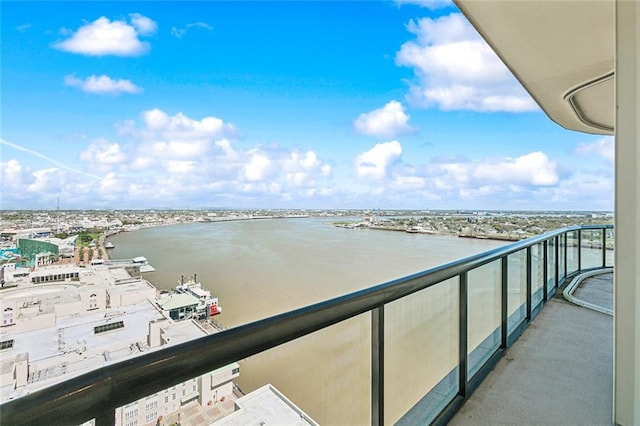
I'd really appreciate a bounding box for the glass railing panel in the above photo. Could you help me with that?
[467,260,501,380]
[558,234,566,280]
[531,243,544,309]
[507,249,526,335]
[606,228,615,267]
[547,238,556,296]
[236,313,371,425]
[581,229,603,269]
[566,231,579,275]
[386,278,459,425]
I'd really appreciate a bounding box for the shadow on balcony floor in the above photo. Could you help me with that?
[451,272,613,425]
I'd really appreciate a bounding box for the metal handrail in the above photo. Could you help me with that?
[0,224,614,425]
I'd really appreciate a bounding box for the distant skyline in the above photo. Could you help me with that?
[1,1,613,211]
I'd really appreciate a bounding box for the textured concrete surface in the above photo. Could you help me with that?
[573,272,614,312]
[451,274,613,425]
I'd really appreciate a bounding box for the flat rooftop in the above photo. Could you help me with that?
[0,264,210,402]
[212,384,319,426]
[451,272,613,425]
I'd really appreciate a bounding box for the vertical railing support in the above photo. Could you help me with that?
[526,246,532,321]
[563,233,568,279]
[501,257,508,348]
[602,227,607,268]
[94,408,114,426]
[577,230,582,272]
[553,236,560,289]
[543,240,549,302]
[459,272,468,397]
[371,305,384,426]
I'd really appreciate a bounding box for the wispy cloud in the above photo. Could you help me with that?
[574,136,614,165]
[16,23,33,32]
[395,0,453,9]
[64,74,143,95]
[0,138,102,179]
[171,22,213,39]
[53,14,157,56]
[396,13,537,112]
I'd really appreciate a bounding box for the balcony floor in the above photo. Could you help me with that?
[451,271,613,425]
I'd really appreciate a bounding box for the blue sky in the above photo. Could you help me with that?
[1,1,614,211]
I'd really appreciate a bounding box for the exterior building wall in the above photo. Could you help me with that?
[52,300,83,318]
[615,1,640,424]
[114,365,239,426]
[108,286,155,308]
[79,289,106,312]
[17,239,59,266]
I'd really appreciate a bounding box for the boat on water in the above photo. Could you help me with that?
[104,241,115,249]
[157,274,222,321]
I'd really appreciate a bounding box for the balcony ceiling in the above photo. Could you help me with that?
[454,0,614,135]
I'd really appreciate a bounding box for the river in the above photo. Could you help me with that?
[110,217,507,424]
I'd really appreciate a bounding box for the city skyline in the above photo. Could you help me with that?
[1,1,614,211]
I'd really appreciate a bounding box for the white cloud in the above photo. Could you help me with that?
[112,109,334,204]
[433,151,559,188]
[349,147,570,209]
[1,159,31,189]
[53,14,156,56]
[396,14,537,112]
[355,141,403,180]
[243,151,273,182]
[283,150,331,187]
[354,101,415,138]
[79,139,127,172]
[574,136,614,165]
[27,168,65,193]
[138,109,236,142]
[129,13,157,35]
[473,152,559,186]
[64,74,142,95]
[171,22,213,39]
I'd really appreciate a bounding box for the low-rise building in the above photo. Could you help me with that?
[0,263,316,425]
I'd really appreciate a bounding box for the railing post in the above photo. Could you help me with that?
[543,240,548,302]
[602,227,607,268]
[563,233,568,279]
[526,246,532,321]
[459,272,468,397]
[553,235,560,289]
[577,230,582,272]
[371,305,384,426]
[501,257,508,348]
[94,408,115,426]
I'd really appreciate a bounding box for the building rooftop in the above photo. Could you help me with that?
[157,293,200,311]
[0,264,209,403]
[212,384,319,426]
[451,272,613,425]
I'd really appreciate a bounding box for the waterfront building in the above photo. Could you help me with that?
[0,263,315,425]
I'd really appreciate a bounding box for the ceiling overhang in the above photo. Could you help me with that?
[454,0,614,135]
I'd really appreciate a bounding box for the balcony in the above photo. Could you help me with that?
[451,271,613,425]
[1,224,614,425]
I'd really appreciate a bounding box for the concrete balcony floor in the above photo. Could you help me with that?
[451,271,613,425]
